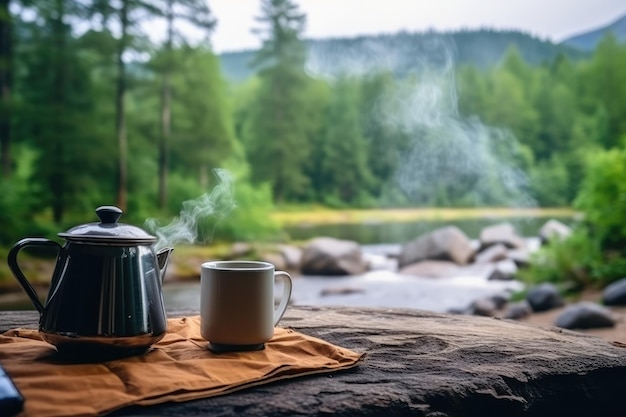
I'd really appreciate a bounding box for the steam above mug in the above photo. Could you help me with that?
[200,260,293,352]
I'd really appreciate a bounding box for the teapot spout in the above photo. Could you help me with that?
[156,247,174,281]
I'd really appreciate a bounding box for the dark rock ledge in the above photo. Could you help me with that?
[1,307,626,417]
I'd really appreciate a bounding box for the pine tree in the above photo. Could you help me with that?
[19,0,102,222]
[320,77,373,205]
[243,0,311,202]
[0,0,11,177]
[151,0,215,209]
[89,0,161,210]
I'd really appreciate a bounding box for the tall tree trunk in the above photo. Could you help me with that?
[0,0,12,178]
[51,0,67,223]
[115,0,129,210]
[158,0,173,210]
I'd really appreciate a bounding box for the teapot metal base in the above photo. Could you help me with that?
[41,331,165,362]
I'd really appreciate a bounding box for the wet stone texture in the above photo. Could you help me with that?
[2,306,626,417]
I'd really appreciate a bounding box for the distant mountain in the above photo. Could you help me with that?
[219,29,588,82]
[561,13,626,50]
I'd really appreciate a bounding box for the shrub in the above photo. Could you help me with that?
[574,146,626,253]
[518,228,598,289]
[143,169,281,246]
[522,143,626,289]
[212,181,281,242]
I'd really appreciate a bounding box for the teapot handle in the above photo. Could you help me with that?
[7,238,62,315]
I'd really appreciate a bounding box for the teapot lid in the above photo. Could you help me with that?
[58,206,157,245]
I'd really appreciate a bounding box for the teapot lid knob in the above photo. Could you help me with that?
[96,206,123,224]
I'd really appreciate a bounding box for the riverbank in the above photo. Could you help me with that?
[272,206,576,225]
[0,208,577,311]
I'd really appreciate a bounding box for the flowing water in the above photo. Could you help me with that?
[162,217,553,313]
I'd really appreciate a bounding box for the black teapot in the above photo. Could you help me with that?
[8,206,173,358]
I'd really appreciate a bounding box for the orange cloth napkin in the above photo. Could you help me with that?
[0,316,364,417]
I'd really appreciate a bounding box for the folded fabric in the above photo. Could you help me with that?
[0,316,364,417]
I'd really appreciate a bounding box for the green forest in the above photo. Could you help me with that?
[1,0,626,261]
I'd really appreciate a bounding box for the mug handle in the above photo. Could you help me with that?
[273,271,293,326]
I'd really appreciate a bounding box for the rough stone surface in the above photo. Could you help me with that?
[399,226,475,267]
[602,277,626,306]
[300,237,368,276]
[554,302,616,330]
[3,307,626,417]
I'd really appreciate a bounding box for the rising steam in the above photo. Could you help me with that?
[145,169,236,251]
[306,34,535,208]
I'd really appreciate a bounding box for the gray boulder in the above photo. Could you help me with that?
[488,259,518,281]
[398,260,460,278]
[279,245,302,270]
[453,294,508,317]
[319,287,366,297]
[554,302,615,330]
[489,293,510,310]
[474,243,508,264]
[300,237,368,276]
[261,252,287,271]
[470,298,498,317]
[507,248,531,268]
[398,226,474,268]
[400,261,502,280]
[504,301,532,320]
[602,277,626,306]
[479,223,526,250]
[526,283,564,312]
[539,219,572,244]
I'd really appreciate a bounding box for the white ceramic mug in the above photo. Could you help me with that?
[200,260,293,351]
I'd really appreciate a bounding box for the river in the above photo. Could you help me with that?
[0,216,558,313]
[164,237,531,314]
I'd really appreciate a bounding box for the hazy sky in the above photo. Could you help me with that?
[205,0,626,53]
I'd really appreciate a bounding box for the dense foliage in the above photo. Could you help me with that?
[520,143,626,289]
[0,0,625,253]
